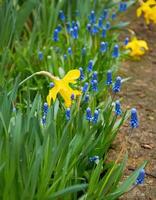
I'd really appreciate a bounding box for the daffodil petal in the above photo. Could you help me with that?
[63,69,80,83]
[47,86,59,106]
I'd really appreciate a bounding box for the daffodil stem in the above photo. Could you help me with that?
[19,71,57,86]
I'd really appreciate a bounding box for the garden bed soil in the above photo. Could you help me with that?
[109,5,156,200]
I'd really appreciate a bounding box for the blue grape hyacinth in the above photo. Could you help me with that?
[89,155,99,164]
[100,41,107,53]
[92,80,98,92]
[79,67,85,80]
[84,94,89,103]
[93,109,99,123]
[113,76,122,93]
[112,44,119,58]
[124,37,129,45]
[65,108,71,121]
[82,82,89,93]
[68,47,72,55]
[88,60,94,72]
[86,107,92,121]
[106,70,112,86]
[53,29,59,42]
[136,169,145,185]
[38,51,43,61]
[102,26,107,38]
[59,10,65,21]
[130,108,139,128]
[115,100,122,116]
[89,10,96,24]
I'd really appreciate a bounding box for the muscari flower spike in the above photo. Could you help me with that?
[57,24,62,32]
[65,108,71,121]
[106,70,112,86]
[68,47,72,55]
[92,79,98,92]
[73,26,78,39]
[89,10,96,24]
[43,102,48,115]
[66,22,71,33]
[103,9,108,20]
[119,2,127,12]
[92,71,98,81]
[38,51,43,61]
[112,13,116,20]
[91,24,99,35]
[53,29,59,42]
[50,82,54,88]
[98,17,103,28]
[136,169,145,185]
[82,82,89,93]
[64,54,67,60]
[88,60,94,72]
[115,100,122,116]
[112,44,119,58]
[102,26,107,38]
[100,41,107,53]
[106,21,111,29]
[59,10,65,21]
[79,67,85,80]
[87,23,92,32]
[86,107,92,121]
[84,94,89,103]
[113,76,122,93]
[124,37,129,45]
[71,94,75,100]
[130,108,139,128]
[93,109,99,123]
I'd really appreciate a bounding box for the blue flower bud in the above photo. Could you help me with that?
[115,100,122,116]
[57,24,62,32]
[84,94,89,102]
[65,108,70,121]
[100,41,107,53]
[82,82,89,93]
[42,115,46,125]
[71,94,75,100]
[106,70,112,85]
[106,21,110,30]
[89,155,99,164]
[113,76,122,93]
[112,13,116,20]
[43,102,48,115]
[112,44,119,58]
[103,9,108,20]
[79,67,85,80]
[68,47,72,55]
[130,108,139,128]
[89,10,96,24]
[49,82,54,88]
[119,2,127,12]
[92,71,98,81]
[64,54,67,60]
[38,51,43,61]
[92,79,98,91]
[88,60,93,72]
[93,109,99,123]
[136,169,145,185]
[86,107,92,121]
[59,10,65,21]
[73,26,78,39]
[98,17,103,28]
[102,27,107,38]
[53,29,59,42]
[124,37,129,45]
[91,24,98,35]
[87,23,92,32]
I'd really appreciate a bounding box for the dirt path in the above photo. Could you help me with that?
[118,5,156,200]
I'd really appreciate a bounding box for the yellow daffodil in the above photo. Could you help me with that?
[125,37,148,57]
[47,69,81,107]
[137,0,156,24]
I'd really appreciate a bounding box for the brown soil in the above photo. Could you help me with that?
[111,5,156,200]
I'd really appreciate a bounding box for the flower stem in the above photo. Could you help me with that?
[19,71,58,86]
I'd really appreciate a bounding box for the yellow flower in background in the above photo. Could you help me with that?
[47,69,81,107]
[137,0,156,24]
[125,37,148,57]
